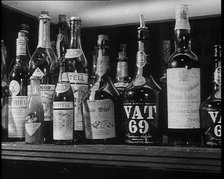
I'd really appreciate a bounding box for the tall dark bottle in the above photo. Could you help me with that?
[65,17,88,143]
[122,15,162,145]
[200,45,221,147]
[166,4,201,146]
[8,32,29,141]
[114,44,131,94]
[1,40,9,141]
[82,35,121,144]
[29,11,58,143]
[53,60,74,145]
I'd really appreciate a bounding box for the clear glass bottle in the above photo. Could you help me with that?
[82,35,122,144]
[65,16,88,143]
[53,59,74,145]
[114,43,130,94]
[1,40,9,141]
[56,14,69,61]
[122,15,162,145]
[28,11,58,143]
[8,32,29,141]
[166,4,202,146]
[25,76,44,144]
[200,45,221,147]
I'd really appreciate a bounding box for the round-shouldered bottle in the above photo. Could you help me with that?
[82,35,122,144]
[166,4,202,146]
[122,15,162,145]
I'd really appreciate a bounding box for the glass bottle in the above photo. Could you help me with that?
[200,45,221,147]
[89,46,98,88]
[53,60,74,145]
[25,76,44,144]
[166,4,201,146]
[9,24,30,74]
[82,35,122,144]
[122,15,162,145]
[56,14,69,61]
[65,16,88,143]
[8,32,29,141]
[1,40,9,141]
[114,43,130,94]
[28,11,58,143]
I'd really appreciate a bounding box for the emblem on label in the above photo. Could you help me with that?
[32,67,45,78]
[9,80,20,96]
[65,49,82,59]
[25,122,41,136]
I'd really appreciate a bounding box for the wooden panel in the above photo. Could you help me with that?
[1,142,221,174]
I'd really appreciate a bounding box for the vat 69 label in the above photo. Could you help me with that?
[201,109,221,146]
[123,102,158,144]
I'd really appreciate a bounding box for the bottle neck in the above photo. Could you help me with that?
[37,18,51,48]
[69,22,81,49]
[58,63,69,83]
[57,22,69,58]
[30,79,41,95]
[96,48,109,80]
[174,29,191,52]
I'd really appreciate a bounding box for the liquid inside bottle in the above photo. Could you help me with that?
[28,11,58,143]
[53,59,74,145]
[200,45,221,147]
[82,35,122,144]
[122,15,162,145]
[8,32,29,141]
[166,4,202,146]
[25,76,44,144]
[65,16,88,143]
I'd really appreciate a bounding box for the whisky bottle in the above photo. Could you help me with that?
[82,35,121,144]
[56,14,69,61]
[28,11,58,143]
[53,60,74,145]
[122,15,162,145]
[65,17,88,143]
[166,4,201,146]
[1,40,9,141]
[8,32,29,141]
[89,46,98,88]
[25,76,44,144]
[200,45,221,147]
[114,44,130,94]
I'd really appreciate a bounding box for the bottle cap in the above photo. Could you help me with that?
[39,11,51,20]
[59,14,67,22]
[19,24,29,32]
[70,16,81,22]
[174,4,190,30]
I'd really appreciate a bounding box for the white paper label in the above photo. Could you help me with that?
[8,96,27,138]
[85,99,116,139]
[53,102,74,140]
[25,122,41,136]
[9,80,20,96]
[32,67,45,79]
[167,68,200,129]
[117,61,128,78]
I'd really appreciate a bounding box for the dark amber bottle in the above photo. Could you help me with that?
[122,15,162,145]
[200,45,221,147]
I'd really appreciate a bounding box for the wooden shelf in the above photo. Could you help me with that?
[1,142,221,174]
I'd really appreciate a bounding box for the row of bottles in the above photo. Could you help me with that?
[1,4,221,147]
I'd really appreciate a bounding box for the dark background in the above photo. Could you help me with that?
[1,5,221,102]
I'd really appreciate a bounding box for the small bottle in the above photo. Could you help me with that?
[56,14,69,61]
[53,60,74,145]
[65,16,88,143]
[89,46,98,88]
[200,45,221,147]
[25,76,44,144]
[1,40,9,141]
[122,15,162,145]
[8,32,29,141]
[166,4,201,146]
[82,35,121,144]
[29,11,58,143]
[114,44,130,94]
